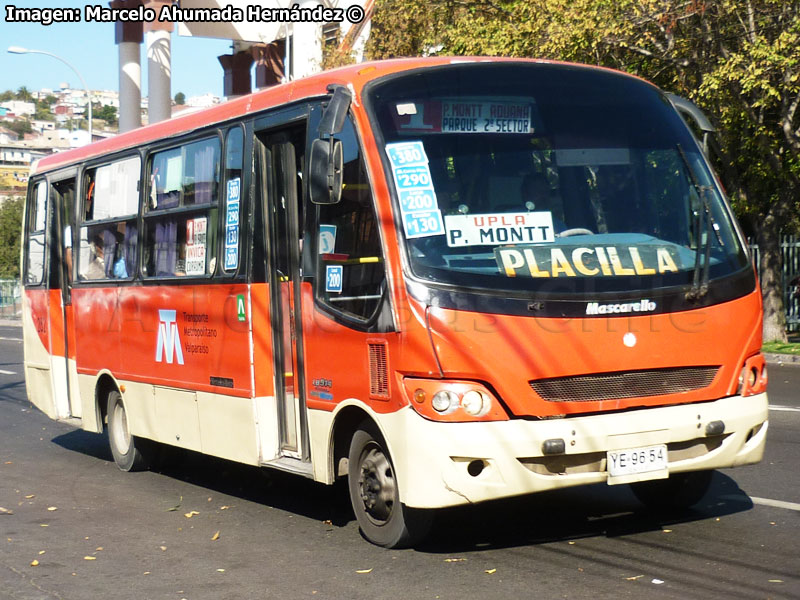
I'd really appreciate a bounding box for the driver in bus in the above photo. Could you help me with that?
[520,172,567,232]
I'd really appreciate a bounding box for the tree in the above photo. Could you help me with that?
[367,0,800,341]
[6,119,32,137]
[0,197,24,279]
[15,86,32,102]
[174,92,186,105]
[0,90,13,102]
[96,104,118,126]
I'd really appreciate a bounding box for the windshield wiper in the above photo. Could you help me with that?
[676,144,723,301]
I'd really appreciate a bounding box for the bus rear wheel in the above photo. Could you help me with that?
[348,423,432,548]
[630,470,713,509]
[107,390,154,472]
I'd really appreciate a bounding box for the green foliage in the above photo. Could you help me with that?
[174,92,186,105]
[5,119,32,137]
[97,104,118,125]
[0,197,23,280]
[15,86,32,102]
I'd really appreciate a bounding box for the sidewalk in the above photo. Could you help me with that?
[0,318,21,327]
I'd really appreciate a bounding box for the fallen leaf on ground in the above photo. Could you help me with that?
[160,546,167,551]
[217,569,225,573]
[651,579,664,585]
[626,575,644,581]
[38,551,45,555]
[84,556,96,561]
[47,507,57,512]
[184,511,200,518]
[220,506,230,510]
[166,496,183,512]
[356,568,373,574]
[769,579,784,583]
[211,531,220,541]
[0,507,13,515]
[25,495,35,499]
[485,569,497,574]
[662,529,672,533]
[444,558,466,563]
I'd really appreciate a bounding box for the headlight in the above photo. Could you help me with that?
[402,378,508,422]
[461,390,489,417]
[432,390,458,413]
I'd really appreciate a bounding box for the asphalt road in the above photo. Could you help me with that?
[1,323,798,599]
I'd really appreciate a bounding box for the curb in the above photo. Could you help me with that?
[764,352,800,365]
[0,319,22,327]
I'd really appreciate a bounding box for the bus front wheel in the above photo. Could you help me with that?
[347,423,432,548]
[107,390,154,472]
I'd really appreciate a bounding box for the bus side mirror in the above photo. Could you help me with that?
[310,138,343,205]
[666,93,716,157]
[310,85,351,205]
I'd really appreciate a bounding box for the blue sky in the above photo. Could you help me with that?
[1,1,233,99]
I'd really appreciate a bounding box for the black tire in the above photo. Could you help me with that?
[630,470,714,509]
[107,390,155,472]
[348,423,432,548]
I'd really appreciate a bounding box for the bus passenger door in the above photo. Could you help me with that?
[257,129,310,462]
[47,176,80,419]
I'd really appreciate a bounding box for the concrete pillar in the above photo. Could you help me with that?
[252,41,285,90]
[292,0,322,80]
[112,0,143,132]
[118,42,142,132]
[143,0,173,124]
[218,47,254,98]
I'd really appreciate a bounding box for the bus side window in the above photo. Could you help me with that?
[25,180,47,286]
[143,138,220,278]
[315,118,386,322]
[79,157,140,280]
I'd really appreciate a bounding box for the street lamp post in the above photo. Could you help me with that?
[7,46,93,143]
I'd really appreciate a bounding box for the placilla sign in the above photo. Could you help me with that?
[445,212,555,247]
[494,244,683,278]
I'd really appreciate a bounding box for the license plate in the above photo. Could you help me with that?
[607,444,668,483]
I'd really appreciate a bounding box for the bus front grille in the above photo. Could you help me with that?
[529,366,720,402]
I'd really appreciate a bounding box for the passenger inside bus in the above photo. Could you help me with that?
[83,233,106,280]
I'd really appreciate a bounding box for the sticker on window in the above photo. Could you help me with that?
[386,141,445,239]
[325,265,343,293]
[185,217,207,276]
[445,212,555,247]
[319,224,337,254]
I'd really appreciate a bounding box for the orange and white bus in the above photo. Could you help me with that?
[22,57,768,548]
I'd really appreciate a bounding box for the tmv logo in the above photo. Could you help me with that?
[156,310,184,365]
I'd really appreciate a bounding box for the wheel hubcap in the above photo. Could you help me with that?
[111,401,131,455]
[358,446,396,525]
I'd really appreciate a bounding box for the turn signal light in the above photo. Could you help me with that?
[403,378,508,422]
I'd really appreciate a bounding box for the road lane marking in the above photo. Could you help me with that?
[0,369,17,375]
[769,405,800,413]
[751,497,800,512]
[0,337,22,342]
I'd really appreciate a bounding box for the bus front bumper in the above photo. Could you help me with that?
[385,393,768,509]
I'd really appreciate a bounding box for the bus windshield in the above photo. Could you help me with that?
[367,63,750,296]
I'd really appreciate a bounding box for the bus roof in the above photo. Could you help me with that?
[32,56,648,176]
